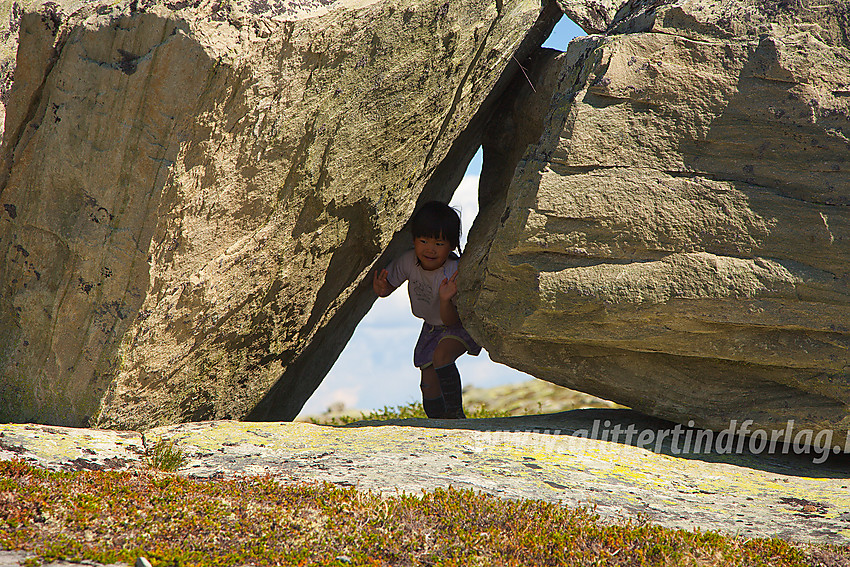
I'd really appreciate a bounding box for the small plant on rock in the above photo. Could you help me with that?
[143,438,187,472]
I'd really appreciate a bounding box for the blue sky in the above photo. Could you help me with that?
[298,16,584,416]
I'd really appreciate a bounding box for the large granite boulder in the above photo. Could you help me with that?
[459,0,850,436]
[0,0,559,429]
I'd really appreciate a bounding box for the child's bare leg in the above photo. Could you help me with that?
[433,338,468,419]
[420,367,441,398]
[432,338,467,369]
[420,367,444,418]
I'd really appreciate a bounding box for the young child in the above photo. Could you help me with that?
[372,201,481,419]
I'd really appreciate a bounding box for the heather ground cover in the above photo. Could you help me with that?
[2,424,849,567]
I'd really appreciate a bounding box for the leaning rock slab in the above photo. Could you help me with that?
[552,0,621,34]
[459,0,850,437]
[0,0,556,429]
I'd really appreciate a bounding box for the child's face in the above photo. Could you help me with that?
[413,234,452,271]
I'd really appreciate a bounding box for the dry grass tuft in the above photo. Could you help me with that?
[143,438,187,472]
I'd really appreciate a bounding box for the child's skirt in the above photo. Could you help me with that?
[413,322,482,368]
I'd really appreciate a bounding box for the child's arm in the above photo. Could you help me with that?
[373,268,396,297]
[438,270,460,326]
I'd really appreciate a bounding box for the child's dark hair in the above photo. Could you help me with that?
[411,201,461,253]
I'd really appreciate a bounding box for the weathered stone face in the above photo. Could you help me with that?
[459,0,850,436]
[552,0,622,33]
[0,0,558,429]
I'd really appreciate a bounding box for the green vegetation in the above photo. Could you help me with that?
[0,459,846,567]
[309,401,511,425]
[143,438,187,472]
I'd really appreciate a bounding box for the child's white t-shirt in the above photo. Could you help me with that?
[386,249,458,327]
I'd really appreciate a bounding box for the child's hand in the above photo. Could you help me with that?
[373,268,393,297]
[439,270,458,302]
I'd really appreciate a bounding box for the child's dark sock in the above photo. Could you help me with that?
[420,379,445,418]
[435,362,465,419]
[422,396,446,419]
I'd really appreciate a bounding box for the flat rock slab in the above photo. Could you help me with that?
[2,410,849,546]
[0,424,145,470]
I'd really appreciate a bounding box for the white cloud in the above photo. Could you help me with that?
[450,174,480,249]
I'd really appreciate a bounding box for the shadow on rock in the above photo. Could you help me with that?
[342,408,850,479]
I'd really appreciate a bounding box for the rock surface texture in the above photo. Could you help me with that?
[0,0,558,428]
[459,0,850,436]
[1,415,849,544]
